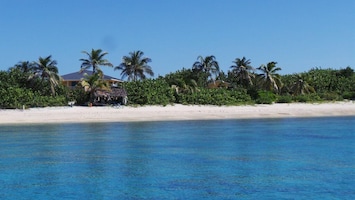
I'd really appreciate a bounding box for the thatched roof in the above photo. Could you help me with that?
[94,87,127,98]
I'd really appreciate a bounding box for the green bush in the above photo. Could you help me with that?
[0,86,67,109]
[71,86,90,105]
[124,78,175,105]
[29,95,66,107]
[342,91,355,100]
[293,94,321,102]
[319,92,342,101]
[256,91,276,104]
[276,95,293,103]
[176,88,252,105]
[293,95,309,102]
[0,87,33,108]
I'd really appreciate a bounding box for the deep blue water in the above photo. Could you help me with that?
[0,117,354,199]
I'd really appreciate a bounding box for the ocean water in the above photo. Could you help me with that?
[0,117,354,199]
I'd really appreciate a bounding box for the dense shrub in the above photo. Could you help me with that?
[292,94,321,102]
[124,78,175,105]
[276,95,293,103]
[70,86,90,105]
[0,87,30,108]
[0,69,68,108]
[177,88,252,105]
[319,92,343,101]
[293,95,308,103]
[30,95,67,107]
[256,91,276,104]
[342,91,355,100]
[0,86,67,109]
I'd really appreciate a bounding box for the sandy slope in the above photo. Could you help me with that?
[0,102,354,124]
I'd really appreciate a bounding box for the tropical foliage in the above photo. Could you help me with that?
[31,55,61,96]
[164,68,199,94]
[80,49,113,73]
[192,55,220,85]
[13,61,33,73]
[0,66,67,109]
[257,62,282,93]
[115,51,154,81]
[230,57,255,87]
[79,70,110,103]
[0,50,354,108]
[176,88,252,105]
[289,74,314,96]
[123,78,174,105]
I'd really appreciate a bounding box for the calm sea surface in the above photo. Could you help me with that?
[0,117,354,199]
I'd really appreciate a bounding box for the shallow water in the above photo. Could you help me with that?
[0,117,354,199]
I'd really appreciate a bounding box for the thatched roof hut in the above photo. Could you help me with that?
[94,87,128,105]
[95,88,127,98]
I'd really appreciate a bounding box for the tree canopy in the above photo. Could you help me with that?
[230,57,255,87]
[80,49,113,73]
[192,55,220,84]
[115,50,154,81]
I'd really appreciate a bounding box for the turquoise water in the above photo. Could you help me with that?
[0,117,354,199]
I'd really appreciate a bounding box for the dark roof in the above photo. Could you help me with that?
[61,70,122,82]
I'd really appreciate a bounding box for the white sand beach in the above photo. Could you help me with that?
[0,102,355,124]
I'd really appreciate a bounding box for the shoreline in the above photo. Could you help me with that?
[0,102,355,125]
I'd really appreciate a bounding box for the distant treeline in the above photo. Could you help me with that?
[0,50,354,108]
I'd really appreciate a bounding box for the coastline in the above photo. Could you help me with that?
[0,102,355,125]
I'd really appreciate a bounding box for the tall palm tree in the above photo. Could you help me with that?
[114,50,154,81]
[192,55,220,82]
[290,74,314,95]
[257,61,282,93]
[31,55,61,96]
[230,57,255,87]
[80,49,113,73]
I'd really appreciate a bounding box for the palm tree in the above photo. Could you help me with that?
[171,77,198,95]
[192,55,220,83]
[257,61,282,93]
[165,68,199,95]
[230,57,255,87]
[290,74,314,95]
[80,49,113,73]
[31,55,61,96]
[13,61,34,73]
[80,69,110,103]
[114,50,154,81]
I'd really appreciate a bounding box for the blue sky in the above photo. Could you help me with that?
[1,0,354,79]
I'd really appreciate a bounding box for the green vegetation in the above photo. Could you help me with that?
[114,51,154,81]
[80,49,113,73]
[192,55,220,85]
[230,57,255,88]
[0,52,354,108]
[79,70,110,103]
[0,63,67,109]
[123,78,174,106]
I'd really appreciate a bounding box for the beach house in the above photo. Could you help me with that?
[61,70,128,105]
[61,70,122,89]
